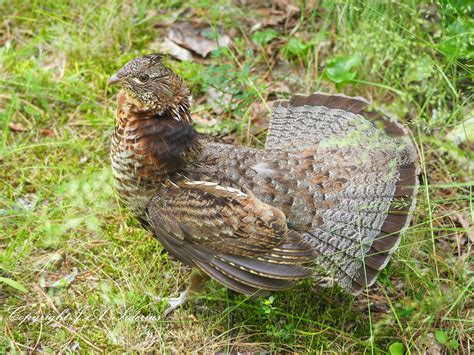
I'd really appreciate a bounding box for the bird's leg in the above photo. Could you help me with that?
[157,270,207,317]
[313,275,336,288]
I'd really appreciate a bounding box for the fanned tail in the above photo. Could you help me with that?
[268,93,419,294]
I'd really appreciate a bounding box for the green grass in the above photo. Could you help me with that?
[1,0,472,352]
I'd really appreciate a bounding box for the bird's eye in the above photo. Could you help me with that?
[138,74,149,82]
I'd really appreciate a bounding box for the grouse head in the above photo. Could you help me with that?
[109,54,190,118]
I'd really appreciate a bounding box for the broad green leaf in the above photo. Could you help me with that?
[447,339,459,350]
[252,29,278,46]
[438,19,474,60]
[0,276,28,293]
[283,38,311,59]
[324,54,361,86]
[388,341,404,355]
[435,330,449,344]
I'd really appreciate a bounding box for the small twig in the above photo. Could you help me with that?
[32,306,44,352]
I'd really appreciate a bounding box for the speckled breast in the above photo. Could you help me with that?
[110,96,168,214]
[111,128,159,213]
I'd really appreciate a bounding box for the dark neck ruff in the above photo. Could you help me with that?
[111,96,200,213]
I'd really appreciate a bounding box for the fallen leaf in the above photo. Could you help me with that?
[262,9,287,27]
[248,100,272,131]
[254,4,300,28]
[152,37,193,61]
[8,122,28,132]
[168,22,231,58]
[40,128,56,137]
[453,212,474,243]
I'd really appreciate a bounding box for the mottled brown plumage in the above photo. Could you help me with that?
[109,54,419,303]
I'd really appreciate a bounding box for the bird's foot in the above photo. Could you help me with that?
[148,270,207,317]
[153,290,189,317]
[314,276,336,288]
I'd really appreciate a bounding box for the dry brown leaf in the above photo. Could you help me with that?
[248,100,271,130]
[8,122,28,132]
[257,8,287,27]
[151,37,193,61]
[168,22,231,58]
[453,212,474,243]
[40,129,56,137]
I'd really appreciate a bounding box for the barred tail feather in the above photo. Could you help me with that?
[268,92,419,294]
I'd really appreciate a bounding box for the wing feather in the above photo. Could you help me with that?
[146,180,316,294]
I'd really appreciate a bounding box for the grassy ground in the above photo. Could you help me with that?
[1,0,472,353]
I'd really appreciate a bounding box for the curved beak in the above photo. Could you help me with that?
[108,73,121,86]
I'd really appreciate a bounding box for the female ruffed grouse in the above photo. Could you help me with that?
[109,54,419,314]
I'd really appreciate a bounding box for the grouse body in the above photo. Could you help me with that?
[109,54,419,298]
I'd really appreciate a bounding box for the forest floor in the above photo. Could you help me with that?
[1,0,472,353]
